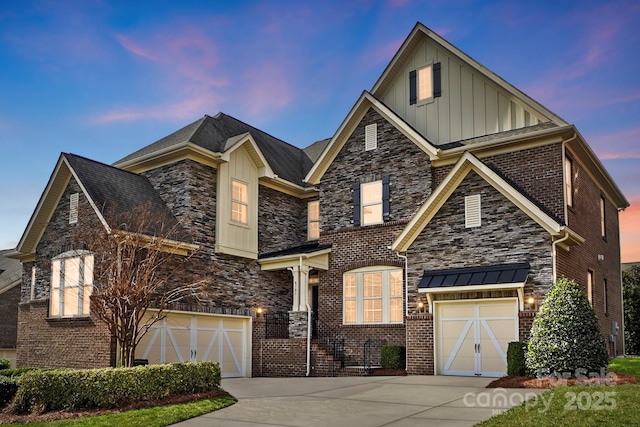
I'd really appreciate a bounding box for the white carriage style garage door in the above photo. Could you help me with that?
[137,310,252,378]
[436,298,518,377]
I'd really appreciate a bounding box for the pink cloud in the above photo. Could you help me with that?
[388,0,412,7]
[241,63,294,119]
[590,126,640,160]
[358,38,404,67]
[115,34,157,61]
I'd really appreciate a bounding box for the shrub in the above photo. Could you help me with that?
[0,359,10,370]
[9,361,221,414]
[0,375,19,407]
[507,341,528,376]
[526,278,610,376]
[381,345,406,370]
[0,367,43,378]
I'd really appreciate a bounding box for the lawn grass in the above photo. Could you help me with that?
[14,396,236,427]
[477,357,640,427]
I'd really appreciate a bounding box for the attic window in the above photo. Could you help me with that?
[231,180,249,224]
[69,193,79,224]
[410,62,441,105]
[365,124,377,151]
[465,194,481,228]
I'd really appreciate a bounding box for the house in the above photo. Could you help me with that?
[0,249,21,367]
[8,22,628,377]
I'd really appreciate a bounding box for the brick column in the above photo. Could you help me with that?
[406,314,434,375]
[252,315,266,377]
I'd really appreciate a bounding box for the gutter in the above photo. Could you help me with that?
[551,230,571,282]
[300,256,313,377]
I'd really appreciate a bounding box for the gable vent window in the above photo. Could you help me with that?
[365,123,377,151]
[465,194,481,228]
[69,193,79,224]
[410,62,441,105]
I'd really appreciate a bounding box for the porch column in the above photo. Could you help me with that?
[288,265,301,311]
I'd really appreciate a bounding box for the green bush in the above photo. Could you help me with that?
[526,278,610,376]
[0,359,10,370]
[381,345,406,370]
[0,367,43,378]
[507,341,528,376]
[0,375,19,407]
[9,361,221,414]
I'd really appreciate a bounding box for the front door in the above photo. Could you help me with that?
[311,284,319,339]
[436,299,518,376]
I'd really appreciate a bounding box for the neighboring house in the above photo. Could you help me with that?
[623,263,640,271]
[8,22,628,377]
[0,249,21,367]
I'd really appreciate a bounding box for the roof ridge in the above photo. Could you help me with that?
[64,152,142,177]
[215,112,305,153]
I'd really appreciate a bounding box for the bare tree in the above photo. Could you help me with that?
[70,202,207,367]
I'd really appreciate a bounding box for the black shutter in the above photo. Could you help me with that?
[352,182,361,226]
[433,62,441,98]
[409,70,417,105]
[382,176,390,221]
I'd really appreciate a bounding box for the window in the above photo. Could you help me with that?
[565,157,573,207]
[600,196,606,238]
[308,200,320,240]
[231,180,248,224]
[50,251,93,317]
[587,270,594,305]
[30,266,36,300]
[69,193,79,224]
[465,194,481,228]
[343,267,403,324]
[409,62,441,105]
[365,123,377,151]
[361,181,383,225]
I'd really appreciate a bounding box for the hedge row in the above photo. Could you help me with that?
[9,361,221,414]
[0,376,19,407]
[381,345,406,370]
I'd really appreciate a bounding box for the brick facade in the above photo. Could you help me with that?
[0,284,20,348]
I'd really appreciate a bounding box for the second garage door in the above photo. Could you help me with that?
[137,310,251,378]
[436,298,518,377]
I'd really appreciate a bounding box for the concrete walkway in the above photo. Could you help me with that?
[174,376,544,427]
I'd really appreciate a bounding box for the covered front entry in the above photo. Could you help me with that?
[137,310,251,378]
[435,298,518,376]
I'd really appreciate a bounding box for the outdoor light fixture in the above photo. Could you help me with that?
[417,300,425,313]
[256,307,264,316]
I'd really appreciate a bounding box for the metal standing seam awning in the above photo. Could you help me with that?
[418,263,530,312]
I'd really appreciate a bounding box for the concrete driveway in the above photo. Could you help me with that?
[174,375,543,427]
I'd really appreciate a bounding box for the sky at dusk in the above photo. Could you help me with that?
[0,0,639,262]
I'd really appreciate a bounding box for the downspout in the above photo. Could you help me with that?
[551,230,571,282]
[396,251,409,361]
[301,256,312,377]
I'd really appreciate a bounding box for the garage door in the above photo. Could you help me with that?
[137,311,251,378]
[436,298,518,377]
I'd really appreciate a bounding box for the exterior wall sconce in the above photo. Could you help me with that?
[526,296,536,310]
[255,307,264,317]
[416,300,425,313]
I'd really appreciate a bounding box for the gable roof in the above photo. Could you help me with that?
[392,152,584,252]
[305,91,440,185]
[371,22,568,128]
[10,153,193,261]
[115,113,314,188]
[0,249,21,294]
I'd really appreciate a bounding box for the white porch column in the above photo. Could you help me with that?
[288,265,301,311]
[300,265,311,308]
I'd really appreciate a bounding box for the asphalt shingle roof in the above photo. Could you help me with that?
[64,153,190,242]
[116,113,315,187]
[0,249,21,292]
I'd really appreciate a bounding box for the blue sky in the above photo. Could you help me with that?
[1,0,639,261]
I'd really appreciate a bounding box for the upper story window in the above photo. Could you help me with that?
[409,62,441,105]
[362,181,383,226]
[231,179,249,224]
[352,177,390,226]
[587,270,594,306]
[343,267,403,325]
[50,251,93,317]
[565,157,573,207]
[308,200,320,240]
[600,196,606,239]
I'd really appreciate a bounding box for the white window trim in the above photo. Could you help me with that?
[307,200,320,240]
[587,270,594,305]
[343,266,403,325]
[565,157,573,207]
[50,250,94,318]
[361,181,383,226]
[230,179,249,225]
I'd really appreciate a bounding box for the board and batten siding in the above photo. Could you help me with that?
[379,34,550,145]
[216,145,259,259]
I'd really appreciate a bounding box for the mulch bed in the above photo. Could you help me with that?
[0,388,231,424]
[487,372,638,389]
